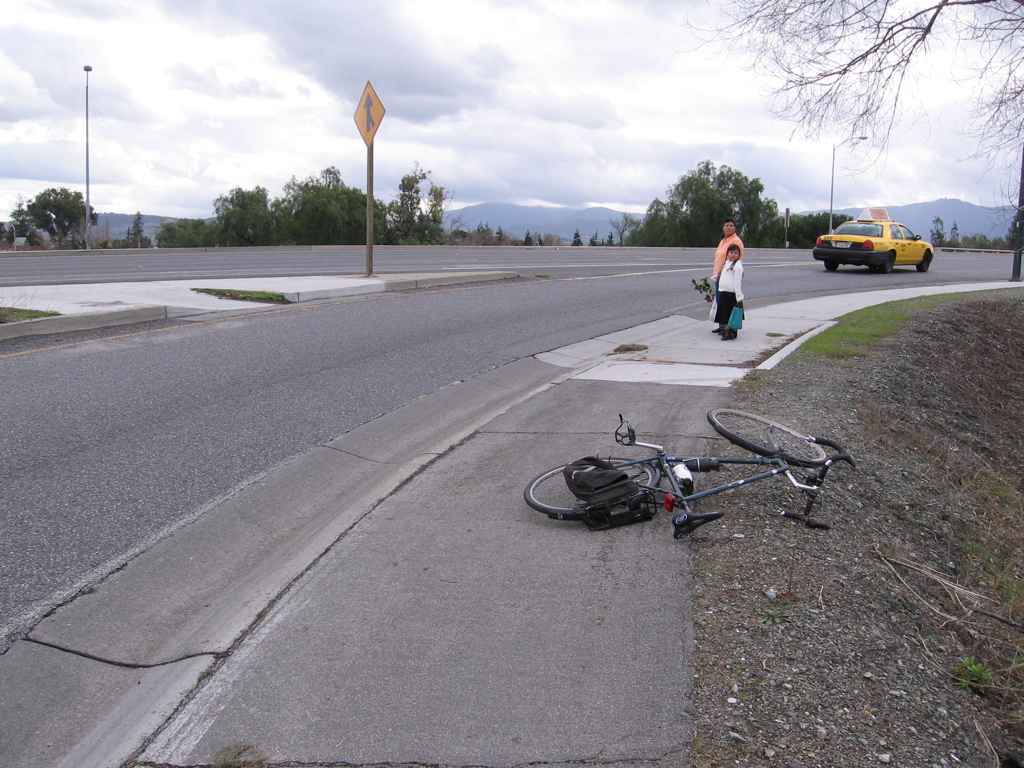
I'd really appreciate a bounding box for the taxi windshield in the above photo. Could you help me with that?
[834,222,883,237]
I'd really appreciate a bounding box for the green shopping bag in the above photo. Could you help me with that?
[728,306,744,330]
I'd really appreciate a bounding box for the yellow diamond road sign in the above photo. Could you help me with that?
[354,81,385,147]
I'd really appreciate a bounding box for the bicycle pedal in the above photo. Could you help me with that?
[779,510,830,530]
[672,510,724,539]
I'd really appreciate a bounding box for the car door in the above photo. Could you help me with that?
[895,225,924,264]
[888,224,910,264]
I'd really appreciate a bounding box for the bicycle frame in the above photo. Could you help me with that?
[614,417,845,531]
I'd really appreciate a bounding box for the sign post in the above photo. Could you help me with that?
[354,81,386,277]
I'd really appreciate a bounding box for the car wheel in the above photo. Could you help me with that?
[916,251,933,273]
[879,251,896,274]
[824,261,839,272]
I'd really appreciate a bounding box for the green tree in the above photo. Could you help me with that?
[273,167,372,245]
[524,230,534,246]
[155,218,217,248]
[785,211,851,248]
[572,229,582,246]
[930,217,947,247]
[961,233,1009,250]
[629,161,779,247]
[26,187,95,247]
[9,197,37,243]
[214,186,275,246]
[385,163,449,245]
[948,221,960,247]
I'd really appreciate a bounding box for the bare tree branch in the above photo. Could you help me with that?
[702,0,1024,169]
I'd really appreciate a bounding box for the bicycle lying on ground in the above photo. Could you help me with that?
[523,409,857,538]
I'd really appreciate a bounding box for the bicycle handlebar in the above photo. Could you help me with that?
[811,436,857,468]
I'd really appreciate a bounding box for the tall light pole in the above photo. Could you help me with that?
[84,65,93,250]
[1012,141,1024,282]
[829,135,867,232]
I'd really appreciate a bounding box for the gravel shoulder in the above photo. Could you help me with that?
[687,292,1024,768]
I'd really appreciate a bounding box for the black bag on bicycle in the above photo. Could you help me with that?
[562,456,656,530]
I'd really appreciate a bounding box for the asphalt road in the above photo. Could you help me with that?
[0,245,709,285]
[0,247,1015,648]
[0,243,1012,286]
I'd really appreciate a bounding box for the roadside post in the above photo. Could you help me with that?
[1012,143,1023,282]
[354,81,386,277]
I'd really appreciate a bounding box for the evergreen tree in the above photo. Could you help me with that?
[126,212,151,247]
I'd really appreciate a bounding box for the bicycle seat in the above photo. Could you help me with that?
[672,510,724,538]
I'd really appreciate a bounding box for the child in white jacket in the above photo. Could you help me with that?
[713,244,744,341]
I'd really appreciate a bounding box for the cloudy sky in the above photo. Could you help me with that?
[0,0,1015,222]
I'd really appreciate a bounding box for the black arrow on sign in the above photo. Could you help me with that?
[363,95,376,133]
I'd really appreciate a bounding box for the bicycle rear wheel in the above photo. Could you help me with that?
[707,409,828,466]
[524,458,660,517]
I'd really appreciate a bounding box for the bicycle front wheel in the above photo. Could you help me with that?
[524,458,661,517]
[707,409,828,466]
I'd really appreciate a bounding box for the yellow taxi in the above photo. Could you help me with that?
[812,208,934,273]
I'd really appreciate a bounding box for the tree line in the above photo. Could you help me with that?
[3,159,1015,251]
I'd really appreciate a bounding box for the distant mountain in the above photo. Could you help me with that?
[808,198,1015,240]
[93,213,179,242]
[84,198,1013,246]
[445,204,629,242]
[448,199,1015,244]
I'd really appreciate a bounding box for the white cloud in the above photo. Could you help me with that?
[0,0,1015,223]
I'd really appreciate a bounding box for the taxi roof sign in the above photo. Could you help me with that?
[354,81,385,147]
[858,207,891,221]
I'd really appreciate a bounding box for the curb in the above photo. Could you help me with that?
[0,306,168,342]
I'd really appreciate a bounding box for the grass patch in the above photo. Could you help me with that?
[612,343,648,353]
[191,288,290,304]
[798,304,912,358]
[797,290,1022,360]
[212,743,267,768]
[0,306,61,323]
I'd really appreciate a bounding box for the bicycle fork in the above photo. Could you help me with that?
[781,462,842,529]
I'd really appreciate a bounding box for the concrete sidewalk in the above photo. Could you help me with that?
[0,271,517,341]
[1,280,1021,768]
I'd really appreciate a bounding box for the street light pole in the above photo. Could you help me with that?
[83,65,93,250]
[1012,141,1024,282]
[829,136,868,233]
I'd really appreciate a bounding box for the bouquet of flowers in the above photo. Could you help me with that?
[692,277,714,303]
